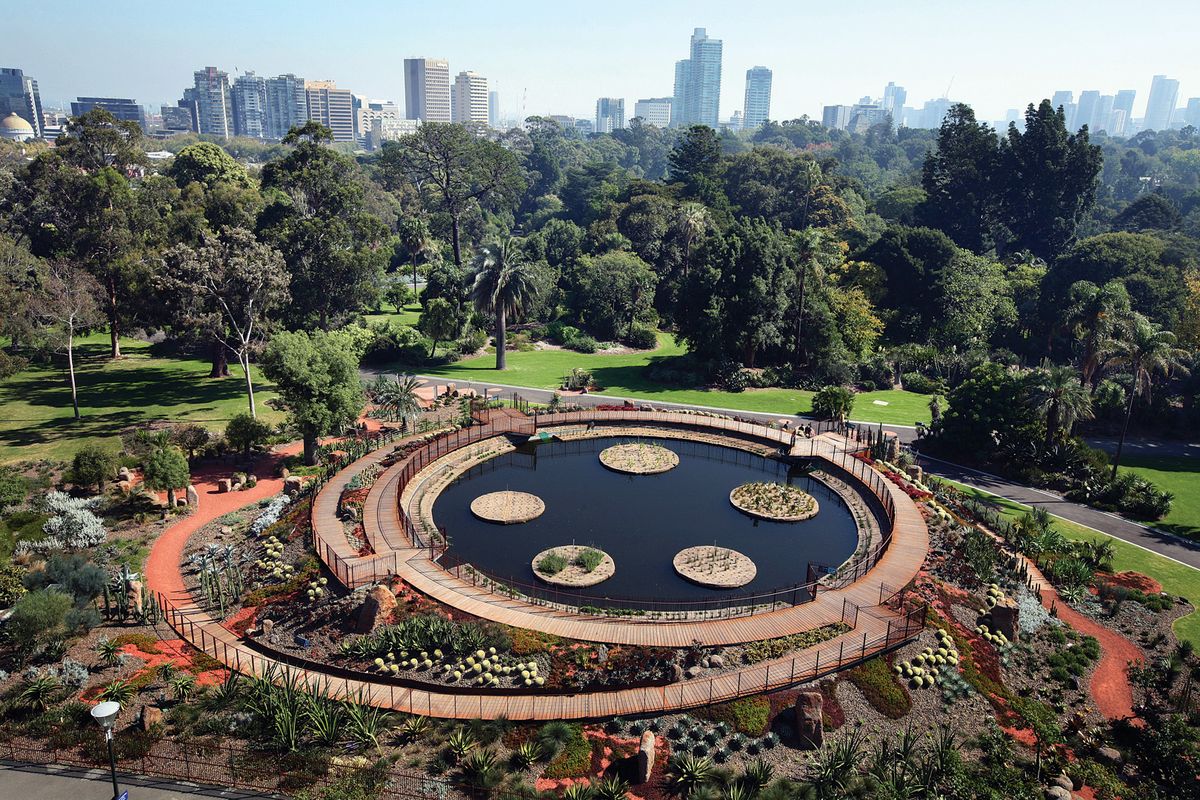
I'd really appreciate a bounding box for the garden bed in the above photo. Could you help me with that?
[729,482,819,521]
[532,545,615,587]
[597,442,679,474]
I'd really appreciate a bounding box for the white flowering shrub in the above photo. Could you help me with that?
[249,494,291,537]
[15,492,107,554]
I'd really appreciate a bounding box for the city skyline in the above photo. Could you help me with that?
[5,0,1196,125]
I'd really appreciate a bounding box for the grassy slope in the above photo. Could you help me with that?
[363,302,422,329]
[941,478,1200,647]
[1118,455,1200,539]
[419,333,933,425]
[0,334,282,464]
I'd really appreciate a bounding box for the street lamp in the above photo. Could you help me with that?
[90,701,122,800]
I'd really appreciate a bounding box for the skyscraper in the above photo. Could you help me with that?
[1185,98,1200,129]
[231,72,267,138]
[488,90,499,128]
[305,80,356,142]
[403,58,451,122]
[1094,95,1115,134]
[1112,90,1136,136]
[633,98,672,128]
[595,97,624,133]
[742,67,772,129]
[264,74,308,140]
[192,67,233,138]
[671,27,722,127]
[1076,90,1100,131]
[1051,90,1076,130]
[882,82,906,126]
[822,105,852,130]
[451,71,488,124]
[0,67,43,137]
[1144,75,1180,132]
[70,97,145,129]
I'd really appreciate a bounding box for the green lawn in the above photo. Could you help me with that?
[1118,455,1200,539]
[0,334,282,464]
[418,333,933,426]
[940,478,1200,647]
[363,302,422,328]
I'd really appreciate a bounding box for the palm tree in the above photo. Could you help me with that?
[1026,364,1094,445]
[1066,280,1130,390]
[1102,313,1191,477]
[675,202,709,280]
[369,374,423,427]
[398,217,435,295]
[470,237,540,371]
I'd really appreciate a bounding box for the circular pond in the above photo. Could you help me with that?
[431,436,861,607]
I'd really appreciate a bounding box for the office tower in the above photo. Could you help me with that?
[160,105,194,132]
[882,81,906,126]
[1185,98,1200,128]
[574,118,594,136]
[192,67,233,138]
[919,98,952,129]
[451,71,488,124]
[305,80,356,142]
[1144,75,1180,132]
[263,74,307,140]
[728,110,744,129]
[1112,90,1136,135]
[633,97,672,128]
[671,27,722,127]
[595,97,624,133]
[1075,90,1099,131]
[359,100,417,148]
[403,58,451,122]
[230,72,267,138]
[1094,95,1115,134]
[0,67,43,137]
[822,105,852,130]
[1051,90,1076,130]
[848,103,887,133]
[70,97,145,129]
[742,67,772,129]
[488,90,499,128]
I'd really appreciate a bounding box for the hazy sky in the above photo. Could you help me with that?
[7,0,1196,123]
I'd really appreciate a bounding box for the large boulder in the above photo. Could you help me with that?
[218,478,233,493]
[283,475,304,496]
[139,705,163,731]
[991,597,1020,641]
[1045,787,1071,800]
[354,585,397,633]
[635,731,655,784]
[795,691,823,749]
[186,484,200,508]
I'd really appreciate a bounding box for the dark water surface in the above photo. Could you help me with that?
[431,436,858,604]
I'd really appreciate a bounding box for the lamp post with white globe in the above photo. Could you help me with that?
[90,701,122,800]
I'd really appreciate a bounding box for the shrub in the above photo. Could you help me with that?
[843,656,911,718]
[18,492,106,554]
[901,372,945,395]
[699,696,771,735]
[542,725,591,779]
[0,563,27,607]
[226,413,273,458]
[562,367,593,391]
[625,326,658,350]
[70,445,117,493]
[574,548,604,573]
[0,467,28,513]
[563,332,599,353]
[536,553,568,576]
[812,385,855,420]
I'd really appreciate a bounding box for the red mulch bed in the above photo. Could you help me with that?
[1096,571,1163,595]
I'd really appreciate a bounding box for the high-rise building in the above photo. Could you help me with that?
[403,58,451,122]
[595,97,624,133]
[160,105,194,132]
[451,71,488,124]
[918,98,953,130]
[264,74,307,140]
[1144,75,1180,132]
[231,72,267,138]
[822,104,852,130]
[488,90,500,128]
[359,99,418,148]
[0,67,43,137]
[1112,90,1136,136]
[70,97,145,129]
[305,80,356,142]
[574,118,594,136]
[882,82,906,126]
[192,67,233,138]
[1094,95,1115,134]
[633,97,672,128]
[1051,90,1076,130]
[1075,90,1100,131]
[671,27,722,127]
[742,67,772,129]
[1185,98,1200,129]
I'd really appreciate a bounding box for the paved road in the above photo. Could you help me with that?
[394,373,1200,572]
[0,761,270,799]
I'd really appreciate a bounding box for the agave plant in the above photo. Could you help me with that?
[510,740,541,769]
[344,689,391,750]
[168,673,197,702]
[99,679,135,705]
[740,760,774,794]
[156,660,179,683]
[304,695,345,746]
[447,728,477,762]
[668,753,715,795]
[593,776,631,800]
[459,748,504,793]
[18,674,60,711]
[96,638,123,669]
[563,784,595,800]
[399,714,431,743]
[206,671,241,708]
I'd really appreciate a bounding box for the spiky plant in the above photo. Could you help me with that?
[168,673,197,702]
[563,784,595,800]
[400,714,431,743]
[304,696,345,746]
[740,760,775,794]
[510,741,542,770]
[206,671,241,708]
[19,675,60,711]
[344,690,391,750]
[668,753,715,795]
[594,776,631,800]
[156,660,178,683]
[536,720,576,757]
[96,638,122,669]
[447,728,477,762]
[98,679,135,705]
[459,748,504,793]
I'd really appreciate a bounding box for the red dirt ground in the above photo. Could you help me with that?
[1096,571,1163,595]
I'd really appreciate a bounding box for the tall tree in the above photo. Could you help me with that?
[397,216,435,294]
[35,263,103,420]
[161,228,289,417]
[258,122,388,329]
[567,251,658,340]
[999,100,1102,259]
[1026,364,1094,445]
[675,202,709,280]
[1101,314,1191,476]
[470,237,540,370]
[918,103,999,252]
[1064,280,1131,389]
[418,297,462,358]
[381,124,525,268]
[260,330,365,465]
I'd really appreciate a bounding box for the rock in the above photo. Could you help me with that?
[671,663,684,682]
[343,505,360,522]
[701,656,712,668]
[991,597,1020,641]
[127,580,144,615]
[635,731,655,784]
[708,654,725,668]
[260,618,274,638]
[118,466,132,481]
[685,665,703,679]
[186,485,200,507]
[1045,787,1071,800]
[247,474,258,485]
[220,526,233,536]
[795,691,824,749]
[139,705,163,731]
[904,465,923,483]
[117,480,132,494]
[280,467,290,479]
[283,475,304,496]
[175,497,188,507]
[231,481,243,492]
[1052,773,1074,791]
[1096,746,1122,764]
[355,585,397,633]
[218,478,232,493]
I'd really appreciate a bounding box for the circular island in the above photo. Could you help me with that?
[730,482,819,522]
[673,545,757,588]
[598,442,680,475]
[532,545,615,587]
[470,491,546,524]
